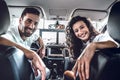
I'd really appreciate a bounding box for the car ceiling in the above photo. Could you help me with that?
[4,0,119,21]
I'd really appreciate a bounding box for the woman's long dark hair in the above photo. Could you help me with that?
[66,16,99,59]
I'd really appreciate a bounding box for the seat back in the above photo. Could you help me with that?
[107,1,120,43]
[0,0,34,80]
[0,0,10,35]
[0,45,34,80]
[90,1,120,80]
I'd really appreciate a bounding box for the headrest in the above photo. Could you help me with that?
[107,1,120,43]
[0,0,10,35]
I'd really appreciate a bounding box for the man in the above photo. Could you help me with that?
[0,7,50,80]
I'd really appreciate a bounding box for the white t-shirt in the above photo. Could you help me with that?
[1,26,39,49]
[86,31,119,47]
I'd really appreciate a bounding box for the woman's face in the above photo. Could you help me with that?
[72,21,90,42]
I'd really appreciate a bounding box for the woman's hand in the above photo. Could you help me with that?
[72,43,96,80]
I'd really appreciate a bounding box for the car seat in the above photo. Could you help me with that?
[0,0,34,80]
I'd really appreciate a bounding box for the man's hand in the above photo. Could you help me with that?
[38,48,45,58]
[0,37,46,80]
[37,37,46,58]
[31,51,46,80]
[24,49,46,80]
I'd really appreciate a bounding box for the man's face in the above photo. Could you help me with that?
[19,13,40,37]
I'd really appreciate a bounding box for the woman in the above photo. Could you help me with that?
[65,16,119,80]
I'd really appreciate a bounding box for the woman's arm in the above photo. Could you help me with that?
[73,40,117,80]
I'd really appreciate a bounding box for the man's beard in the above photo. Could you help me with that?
[24,27,36,37]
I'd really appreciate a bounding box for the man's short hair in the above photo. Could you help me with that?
[21,7,40,18]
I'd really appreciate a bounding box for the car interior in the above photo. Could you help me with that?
[0,0,120,80]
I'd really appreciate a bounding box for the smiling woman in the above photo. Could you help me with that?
[64,1,120,80]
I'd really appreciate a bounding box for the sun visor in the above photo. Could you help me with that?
[71,9,108,21]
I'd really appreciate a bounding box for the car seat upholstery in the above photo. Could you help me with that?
[0,45,34,80]
[0,0,34,80]
[107,1,120,43]
[0,0,10,35]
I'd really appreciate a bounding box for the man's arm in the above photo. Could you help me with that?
[37,37,46,58]
[0,37,46,80]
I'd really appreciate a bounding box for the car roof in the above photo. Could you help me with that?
[5,0,119,21]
